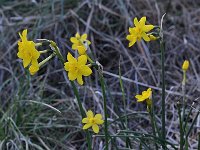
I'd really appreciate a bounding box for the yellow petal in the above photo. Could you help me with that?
[142,89,151,99]
[70,37,79,44]
[134,17,139,27]
[96,119,104,125]
[19,29,28,41]
[139,17,146,26]
[31,46,40,59]
[82,118,88,123]
[72,44,78,50]
[78,55,87,65]
[94,114,104,124]
[128,38,137,47]
[64,62,69,71]
[17,51,23,59]
[83,123,92,130]
[22,29,27,38]
[86,110,94,118]
[68,71,77,80]
[92,124,99,133]
[81,33,87,41]
[147,88,152,92]
[135,95,145,102]
[29,63,39,75]
[126,35,132,41]
[95,114,102,120]
[31,59,39,66]
[77,74,83,85]
[67,53,77,63]
[77,46,86,55]
[182,60,189,71]
[75,33,80,39]
[142,32,150,41]
[79,66,92,76]
[95,119,104,125]
[143,25,154,32]
[129,27,136,35]
[87,40,91,45]
[23,57,31,68]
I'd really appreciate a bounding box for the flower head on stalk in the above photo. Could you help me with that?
[70,33,91,55]
[135,88,152,111]
[64,53,92,85]
[17,29,40,75]
[126,17,155,47]
[17,29,40,69]
[82,110,104,134]
[182,60,189,71]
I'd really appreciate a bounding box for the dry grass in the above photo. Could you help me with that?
[0,0,200,149]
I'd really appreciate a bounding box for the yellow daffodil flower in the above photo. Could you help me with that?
[64,53,92,85]
[135,88,152,111]
[126,17,155,47]
[135,88,152,102]
[70,33,91,55]
[82,110,104,134]
[17,29,40,69]
[182,60,189,71]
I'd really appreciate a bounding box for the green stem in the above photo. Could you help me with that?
[39,49,49,54]
[186,110,200,139]
[38,53,56,67]
[183,104,193,130]
[119,61,130,148]
[198,133,200,150]
[182,71,186,125]
[151,95,161,138]
[149,108,158,150]
[160,39,166,149]
[99,72,109,150]
[177,102,184,150]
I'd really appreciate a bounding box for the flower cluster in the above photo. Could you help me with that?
[63,32,93,85]
[17,29,40,75]
[126,17,156,47]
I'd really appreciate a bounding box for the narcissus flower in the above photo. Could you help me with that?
[126,17,155,47]
[70,33,91,55]
[64,53,92,85]
[82,110,104,134]
[17,29,40,69]
[135,88,152,110]
[182,60,189,71]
